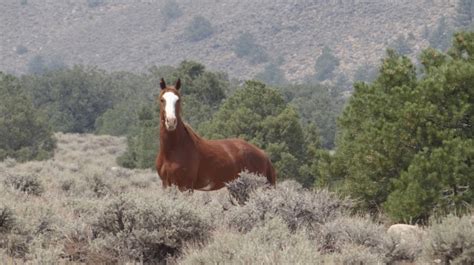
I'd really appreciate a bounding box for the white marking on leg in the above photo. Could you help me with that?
[200,183,214,191]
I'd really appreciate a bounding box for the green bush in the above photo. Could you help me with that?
[184,16,214,42]
[233,32,269,64]
[255,61,287,85]
[117,106,158,169]
[21,65,113,133]
[161,0,182,20]
[0,73,56,162]
[330,32,474,221]
[314,46,340,81]
[422,214,474,265]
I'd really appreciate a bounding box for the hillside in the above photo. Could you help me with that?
[1,133,472,263]
[1,0,456,81]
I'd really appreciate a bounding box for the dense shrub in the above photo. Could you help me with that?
[0,206,16,234]
[91,195,211,263]
[0,73,56,162]
[161,0,182,20]
[88,175,111,198]
[21,65,113,133]
[281,83,345,149]
[233,32,269,64]
[323,244,385,265]
[314,46,340,81]
[4,174,44,196]
[330,32,474,221]
[117,106,158,169]
[255,61,287,85]
[225,179,352,232]
[421,214,474,264]
[226,171,271,205]
[318,216,390,255]
[184,16,214,42]
[181,217,321,265]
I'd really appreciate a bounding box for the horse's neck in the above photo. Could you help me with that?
[159,120,197,154]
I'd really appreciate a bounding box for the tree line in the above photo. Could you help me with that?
[1,31,473,223]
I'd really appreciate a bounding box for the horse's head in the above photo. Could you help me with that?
[158,78,181,131]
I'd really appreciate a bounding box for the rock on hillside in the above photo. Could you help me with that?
[1,0,455,81]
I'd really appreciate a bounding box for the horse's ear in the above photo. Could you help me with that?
[160,78,166,90]
[175,78,181,90]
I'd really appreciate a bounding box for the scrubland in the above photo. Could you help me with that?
[0,133,472,264]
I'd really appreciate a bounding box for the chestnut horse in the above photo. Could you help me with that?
[156,78,276,191]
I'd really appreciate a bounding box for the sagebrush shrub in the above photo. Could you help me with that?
[60,178,75,192]
[323,243,385,265]
[4,174,44,196]
[91,195,211,263]
[181,217,322,265]
[422,214,474,265]
[0,206,16,234]
[89,175,111,197]
[4,233,30,259]
[318,216,390,256]
[225,179,351,232]
[226,171,270,205]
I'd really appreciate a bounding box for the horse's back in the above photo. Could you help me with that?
[198,138,275,186]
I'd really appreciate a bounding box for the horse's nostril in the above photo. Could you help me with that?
[166,117,177,126]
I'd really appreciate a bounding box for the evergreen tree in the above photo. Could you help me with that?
[255,62,287,86]
[184,16,214,42]
[328,32,474,222]
[21,65,113,133]
[0,72,56,162]
[314,46,340,81]
[233,32,269,64]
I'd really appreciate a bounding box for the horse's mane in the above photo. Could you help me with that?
[183,122,203,144]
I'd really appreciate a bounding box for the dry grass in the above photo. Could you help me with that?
[0,133,471,264]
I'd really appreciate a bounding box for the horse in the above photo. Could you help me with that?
[156,78,276,191]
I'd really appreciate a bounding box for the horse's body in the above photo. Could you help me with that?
[156,78,276,191]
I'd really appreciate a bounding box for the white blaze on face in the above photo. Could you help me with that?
[162,92,179,130]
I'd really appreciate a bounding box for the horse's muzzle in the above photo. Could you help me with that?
[165,117,177,131]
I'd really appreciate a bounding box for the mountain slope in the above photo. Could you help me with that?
[1,0,456,81]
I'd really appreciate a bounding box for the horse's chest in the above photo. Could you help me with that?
[159,161,190,179]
